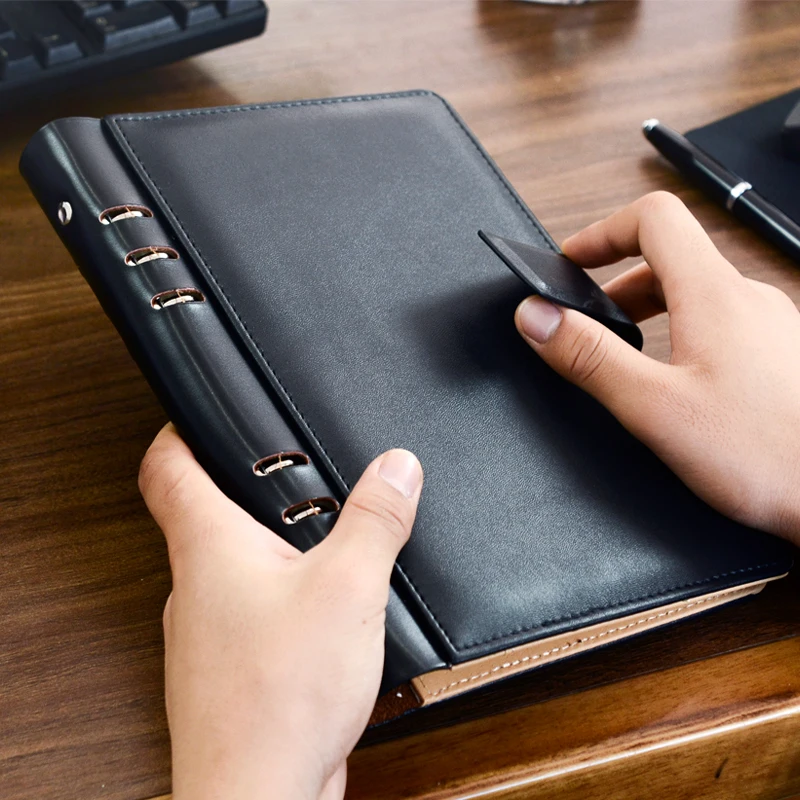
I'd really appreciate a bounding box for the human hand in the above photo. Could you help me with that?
[515,191,800,544]
[138,424,423,800]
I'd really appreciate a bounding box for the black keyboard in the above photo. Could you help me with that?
[0,1,267,107]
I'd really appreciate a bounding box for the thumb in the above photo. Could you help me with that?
[314,449,423,589]
[515,295,670,425]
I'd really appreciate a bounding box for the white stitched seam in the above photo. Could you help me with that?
[423,589,751,699]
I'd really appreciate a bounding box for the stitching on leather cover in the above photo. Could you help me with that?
[421,586,755,699]
[113,90,555,250]
[430,100,554,247]
[456,562,778,648]
[115,90,433,121]
[106,93,781,655]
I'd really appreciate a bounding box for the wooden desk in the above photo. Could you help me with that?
[2,2,800,798]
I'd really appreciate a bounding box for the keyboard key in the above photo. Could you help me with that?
[32,32,84,67]
[65,1,115,22]
[86,4,180,50]
[0,39,40,80]
[0,0,265,102]
[216,1,262,16]
[167,1,220,27]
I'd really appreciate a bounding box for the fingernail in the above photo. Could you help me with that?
[517,296,562,344]
[379,449,422,499]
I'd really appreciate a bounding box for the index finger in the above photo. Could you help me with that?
[561,192,742,300]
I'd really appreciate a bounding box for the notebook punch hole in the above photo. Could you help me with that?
[99,196,333,519]
[96,203,206,309]
[125,245,180,266]
[282,497,341,525]
[252,452,340,525]
[99,204,153,224]
[150,288,205,309]
[253,452,311,477]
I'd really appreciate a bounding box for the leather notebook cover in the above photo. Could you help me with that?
[20,91,793,714]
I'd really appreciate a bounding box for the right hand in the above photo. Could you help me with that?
[515,191,800,545]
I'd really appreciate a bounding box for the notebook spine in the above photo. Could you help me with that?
[20,117,330,549]
[19,117,446,692]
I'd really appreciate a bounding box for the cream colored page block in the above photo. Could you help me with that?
[413,577,778,704]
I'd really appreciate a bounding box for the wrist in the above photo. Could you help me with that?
[170,733,325,800]
[173,762,321,800]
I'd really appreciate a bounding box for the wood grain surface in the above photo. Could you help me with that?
[2,2,800,799]
[348,640,800,800]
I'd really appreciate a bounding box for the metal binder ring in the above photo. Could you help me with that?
[150,288,205,309]
[282,497,340,525]
[125,246,180,266]
[253,452,310,477]
[99,205,154,225]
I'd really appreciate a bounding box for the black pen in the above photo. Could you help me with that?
[642,119,800,263]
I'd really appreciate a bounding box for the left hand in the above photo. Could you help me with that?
[138,424,423,800]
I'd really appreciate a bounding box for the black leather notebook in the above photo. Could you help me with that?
[20,91,793,715]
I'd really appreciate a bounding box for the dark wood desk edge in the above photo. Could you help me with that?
[143,636,800,800]
[345,637,800,799]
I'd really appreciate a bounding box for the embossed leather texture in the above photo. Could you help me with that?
[20,91,793,699]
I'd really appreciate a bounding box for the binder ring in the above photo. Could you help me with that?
[151,288,205,309]
[99,205,153,224]
[253,451,310,477]
[125,246,179,266]
[282,497,340,525]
